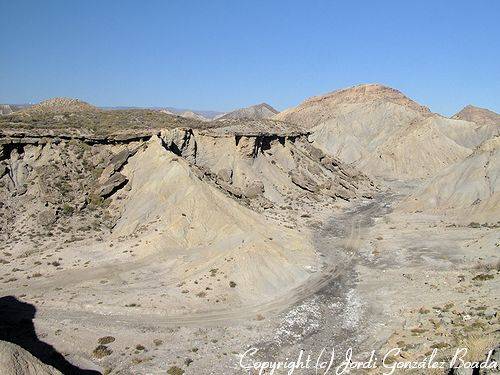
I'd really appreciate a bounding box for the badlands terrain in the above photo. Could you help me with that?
[0,85,498,374]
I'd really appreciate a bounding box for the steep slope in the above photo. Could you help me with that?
[218,103,278,120]
[357,117,472,179]
[401,136,500,223]
[160,124,372,209]
[452,105,500,126]
[276,84,499,179]
[111,136,318,304]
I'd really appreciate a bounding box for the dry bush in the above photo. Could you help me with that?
[458,333,497,361]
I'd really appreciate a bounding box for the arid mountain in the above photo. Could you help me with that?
[275,84,499,179]
[452,104,500,126]
[402,136,500,223]
[274,83,431,128]
[218,103,278,120]
[20,98,97,113]
[178,110,209,121]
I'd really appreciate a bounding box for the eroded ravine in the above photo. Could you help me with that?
[245,186,405,369]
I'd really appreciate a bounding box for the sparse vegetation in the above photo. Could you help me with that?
[98,336,116,345]
[92,345,112,359]
[472,273,494,281]
[166,366,184,375]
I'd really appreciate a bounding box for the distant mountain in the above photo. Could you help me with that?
[217,103,278,120]
[0,104,29,115]
[167,108,222,120]
[178,111,209,121]
[101,106,223,120]
[452,105,499,126]
[0,105,14,115]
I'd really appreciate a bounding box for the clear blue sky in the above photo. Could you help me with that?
[1,0,499,115]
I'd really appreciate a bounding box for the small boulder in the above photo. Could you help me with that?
[217,168,233,184]
[290,170,319,193]
[95,173,128,198]
[243,181,265,198]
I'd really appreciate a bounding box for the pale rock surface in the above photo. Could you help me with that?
[113,136,318,303]
[0,341,62,375]
[401,136,500,223]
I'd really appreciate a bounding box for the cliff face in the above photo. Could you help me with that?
[0,123,371,232]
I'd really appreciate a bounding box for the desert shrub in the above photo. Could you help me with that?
[92,345,112,358]
[62,203,74,216]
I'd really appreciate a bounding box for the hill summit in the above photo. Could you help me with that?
[452,104,499,126]
[22,97,97,113]
[218,103,278,120]
[274,83,431,127]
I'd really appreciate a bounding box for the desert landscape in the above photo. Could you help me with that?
[0,83,498,374]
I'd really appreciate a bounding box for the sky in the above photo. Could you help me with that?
[0,0,499,115]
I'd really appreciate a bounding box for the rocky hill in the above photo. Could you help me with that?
[402,136,500,223]
[20,98,97,113]
[275,84,499,179]
[452,104,500,126]
[218,103,278,120]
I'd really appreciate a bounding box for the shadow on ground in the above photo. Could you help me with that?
[0,295,100,375]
